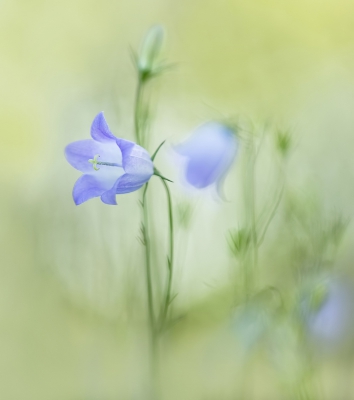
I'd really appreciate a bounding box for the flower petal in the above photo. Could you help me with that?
[91,112,116,143]
[100,173,149,204]
[116,138,154,178]
[114,173,150,193]
[65,139,122,173]
[73,169,124,205]
[100,189,119,205]
[65,140,100,173]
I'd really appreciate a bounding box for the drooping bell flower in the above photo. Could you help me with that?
[65,112,154,205]
[174,122,238,194]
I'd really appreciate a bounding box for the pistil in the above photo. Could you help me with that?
[88,154,121,171]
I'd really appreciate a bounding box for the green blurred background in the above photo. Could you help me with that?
[1,0,354,398]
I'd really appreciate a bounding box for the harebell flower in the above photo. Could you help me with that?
[174,122,238,194]
[65,112,154,205]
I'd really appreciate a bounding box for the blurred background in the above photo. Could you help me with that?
[1,0,354,398]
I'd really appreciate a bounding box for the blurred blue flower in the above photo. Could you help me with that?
[65,112,154,205]
[174,122,238,194]
[308,281,352,343]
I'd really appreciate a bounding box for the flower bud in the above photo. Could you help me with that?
[138,25,164,79]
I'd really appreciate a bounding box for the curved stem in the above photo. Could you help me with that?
[142,183,157,351]
[158,178,174,330]
[257,183,285,247]
[151,140,166,161]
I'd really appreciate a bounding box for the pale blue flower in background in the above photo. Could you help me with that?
[65,112,154,205]
[174,122,238,195]
[309,281,352,343]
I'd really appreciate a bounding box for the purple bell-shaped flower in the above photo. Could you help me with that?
[174,122,238,194]
[65,112,154,205]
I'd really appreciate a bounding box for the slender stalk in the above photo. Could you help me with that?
[249,147,258,276]
[257,183,285,247]
[242,138,258,299]
[136,76,154,338]
[134,78,143,145]
[256,158,286,247]
[142,183,156,343]
[135,74,154,340]
[158,178,174,330]
[135,73,159,396]
[133,47,171,397]
[141,182,159,399]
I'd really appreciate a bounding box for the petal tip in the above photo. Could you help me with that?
[73,194,85,206]
[91,112,115,142]
[100,191,118,205]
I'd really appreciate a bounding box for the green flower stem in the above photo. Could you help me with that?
[133,44,173,397]
[249,148,258,291]
[242,139,258,300]
[134,72,159,397]
[142,183,156,344]
[256,155,286,247]
[141,182,159,399]
[134,71,155,344]
[134,77,144,146]
[158,177,174,330]
[257,181,285,247]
